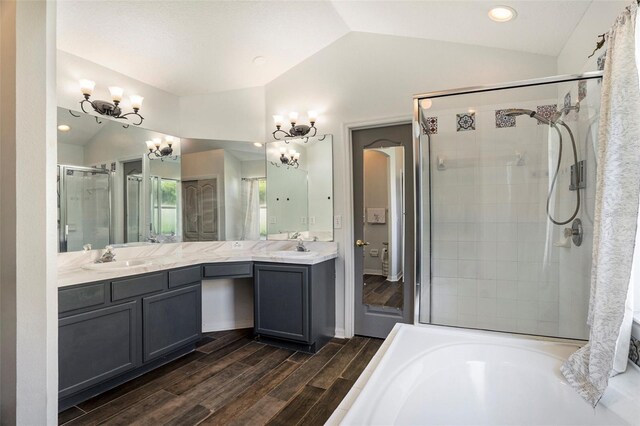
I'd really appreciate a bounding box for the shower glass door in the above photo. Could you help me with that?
[59,165,111,252]
[416,73,602,340]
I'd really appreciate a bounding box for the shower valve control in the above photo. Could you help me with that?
[569,160,586,191]
[563,218,583,247]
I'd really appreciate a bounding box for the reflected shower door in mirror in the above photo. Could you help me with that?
[58,107,269,251]
[57,107,182,252]
[265,135,333,242]
[58,165,111,252]
[352,124,414,339]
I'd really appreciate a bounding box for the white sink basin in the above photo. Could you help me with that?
[82,259,153,271]
[269,251,315,258]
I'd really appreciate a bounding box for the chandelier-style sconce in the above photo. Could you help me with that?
[146,136,177,161]
[272,111,318,142]
[74,79,144,127]
[271,147,300,169]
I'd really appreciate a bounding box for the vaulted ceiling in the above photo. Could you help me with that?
[57,0,594,96]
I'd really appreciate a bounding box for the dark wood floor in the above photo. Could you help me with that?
[363,274,403,309]
[59,329,383,426]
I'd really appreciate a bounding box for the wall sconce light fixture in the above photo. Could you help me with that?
[272,111,318,142]
[271,147,300,169]
[74,79,145,126]
[146,136,177,161]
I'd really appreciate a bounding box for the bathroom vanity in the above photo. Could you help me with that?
[57,241,337,411]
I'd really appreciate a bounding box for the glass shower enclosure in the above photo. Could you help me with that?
[58,165,111,252]
[414,72,603,340]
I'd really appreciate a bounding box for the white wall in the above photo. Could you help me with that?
[179,86,266,142]
[265,31,558,336]
[58,50,181,136]
[1,0,58,422]
[58,142,84,165]
[557,1,628,74]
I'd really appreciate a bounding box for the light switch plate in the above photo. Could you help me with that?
[301,217,307,224]
[334,215,342,229]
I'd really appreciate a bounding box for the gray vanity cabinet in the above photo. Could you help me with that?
[254,263,310,342]
[59,267,202,410]
[59,301,139,398]
[142,284,202,362]
[254,260,335,352]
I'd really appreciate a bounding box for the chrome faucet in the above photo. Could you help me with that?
[96,245,116,263]
[290,231,302,240]
[296,238,309,252]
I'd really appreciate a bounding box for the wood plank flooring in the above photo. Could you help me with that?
[59,329,383,426]
[363,274,403,309]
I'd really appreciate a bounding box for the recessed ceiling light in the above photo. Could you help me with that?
[488,6,516,23]
[58,124,71,132]
[253,56,266,65]
[420,99,433,110]
[253,142,263,147]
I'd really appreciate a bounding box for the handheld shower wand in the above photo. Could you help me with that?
[502,109,580,226]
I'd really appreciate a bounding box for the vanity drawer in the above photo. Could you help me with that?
[203,262,253,279]
[59,282,106,315]
[111,272,167,301]
[168,266,202,288]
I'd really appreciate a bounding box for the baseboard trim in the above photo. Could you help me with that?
[363,269,383,276]
[334,327,346,339]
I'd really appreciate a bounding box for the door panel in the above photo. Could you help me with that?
[199,180,218,240]
[352,124,414,338]
[182,181,199,241]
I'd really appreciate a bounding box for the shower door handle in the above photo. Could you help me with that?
[356,240,370,247]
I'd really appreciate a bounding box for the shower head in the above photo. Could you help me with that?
[502,108,559,126]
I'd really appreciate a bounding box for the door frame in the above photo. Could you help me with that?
[341,115,415,338]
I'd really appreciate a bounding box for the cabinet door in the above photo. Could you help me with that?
[142,284,202,362]
[59,301,139,398]
[254,264,310,343]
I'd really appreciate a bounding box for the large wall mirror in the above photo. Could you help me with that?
[57,108,267,252]
[266,135,333,242]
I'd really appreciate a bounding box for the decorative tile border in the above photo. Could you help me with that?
[456,112,475,132]
[425,117,438,135]
[536,104,557,125]
[578,80,587,102]
[495,109,516,128]
[630,335,640,367]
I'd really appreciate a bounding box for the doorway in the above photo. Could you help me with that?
[352,124,414,338]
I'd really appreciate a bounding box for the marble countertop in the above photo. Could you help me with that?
[58,241,338,288]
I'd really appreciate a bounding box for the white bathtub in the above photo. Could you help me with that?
[332,324,640,425]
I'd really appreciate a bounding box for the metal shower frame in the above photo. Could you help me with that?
[411,70,604,325]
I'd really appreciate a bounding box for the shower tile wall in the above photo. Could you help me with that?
[428,86,597,340]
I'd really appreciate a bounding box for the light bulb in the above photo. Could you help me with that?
[420,99,433,110]
[253,142,263,147]
[79,79,95,96]
[289,149,296,156]
[153,138,161,147]
[165,136,175,145]
[57,124,71,132]
[289,112,299,124]
[488,6,517,22]
[279,147,286,154]
[307,110,318,123]
[130,95,144,110]
[109,86,124,102]
[273,115,284,127]
[294,152,300,159]
[145,140,155,150]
